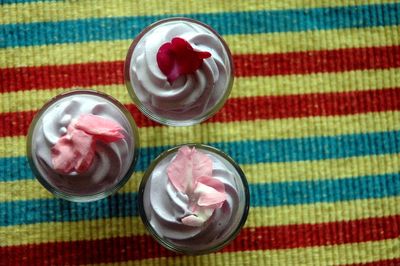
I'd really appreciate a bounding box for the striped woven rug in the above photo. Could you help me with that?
[1,0,400,265]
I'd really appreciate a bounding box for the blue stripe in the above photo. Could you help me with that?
[1,130,399,182]
[0,173,399,226]
[1,0,61,5]
[1,3,399,48]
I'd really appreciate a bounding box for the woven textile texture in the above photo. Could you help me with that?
[1,0,400,265]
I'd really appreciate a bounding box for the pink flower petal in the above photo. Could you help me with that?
[167,146,193,192]
[51,114,125,174]
[181,215,205,227]
[196,176,225,193]
[51,127,95,174]
[167,146,228,226]
[181,207,214,227]
[194,180,226,207]
[75,114,124,143]
[191,148,212,182]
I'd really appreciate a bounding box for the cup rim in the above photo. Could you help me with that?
[124,17,235,127]
[137,143,250,255]
[26,89,140,202]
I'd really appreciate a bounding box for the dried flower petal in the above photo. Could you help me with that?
[75,114,124,143]
[51,125,95,174]
[51,115,125,174]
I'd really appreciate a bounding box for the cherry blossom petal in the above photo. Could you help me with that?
[192,148,212,182]
[167,146,228,227]
[181,215,205,227]
[167,146,193,192]
[75,114,124,143]
[194,180,226,206]
[181,207,214,227]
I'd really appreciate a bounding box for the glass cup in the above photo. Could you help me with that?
[138,144,249,255]
[26,89,140,202]
[125,17,234,126]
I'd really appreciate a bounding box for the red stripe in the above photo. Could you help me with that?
[340,258,400,266]
[1,88,399,138]
[0,215,398,265]
[1,46,399,92]
[234,45,400,77]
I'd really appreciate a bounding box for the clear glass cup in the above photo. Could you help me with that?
[26,89,140,202]
[125,17,234,126]
[138,144,249,255]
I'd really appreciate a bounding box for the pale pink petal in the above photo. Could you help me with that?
[181,207,214,227]
[75,114,124,143]
[51,128,95,174]
[191,148,212,181]
[181,215,205,227]
[193,181,227,207]
[197,176,225,193]
[167,146,193,192]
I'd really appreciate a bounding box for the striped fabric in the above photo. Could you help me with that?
[1,0,400,265]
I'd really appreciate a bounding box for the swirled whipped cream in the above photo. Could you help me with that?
[128,19,232,122]
[30,93,135,195]
[142,147,245,251]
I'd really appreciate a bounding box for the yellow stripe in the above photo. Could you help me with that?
[1,68,400,113]
[2,26,399,68]
[2,0,397,24]
[1,152,399,202]
[232,69,400,98]
[227,25,400,55]
[82,240,400,266]
[0,171,142,202]
[2,111,400,158]
[242,153,400,183]
[0,216,147,247]
[249,197,400,227]
[1,197,398,247]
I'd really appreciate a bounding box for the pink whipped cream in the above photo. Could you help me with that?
[127,19,232,122]
[30,93,135,195]
[142,146,242,250]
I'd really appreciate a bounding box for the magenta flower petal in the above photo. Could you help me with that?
[156,37,211,85]
[156,42,175,83]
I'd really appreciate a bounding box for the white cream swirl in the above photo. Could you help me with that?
[129,20,231,120]
[31,94,134,195]
[143,151,243,250]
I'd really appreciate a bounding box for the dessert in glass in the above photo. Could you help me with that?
[138,144,249,254]
[27,90,139,202]
[125,17,234,126]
